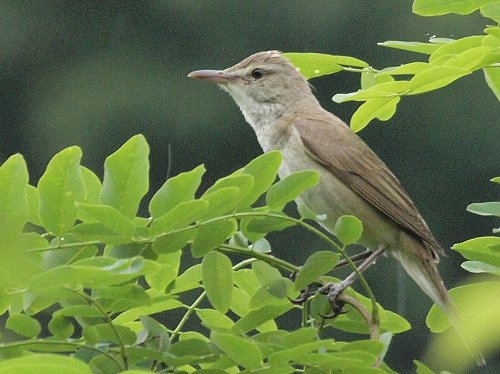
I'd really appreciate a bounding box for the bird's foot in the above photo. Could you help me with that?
[318,281,349,318]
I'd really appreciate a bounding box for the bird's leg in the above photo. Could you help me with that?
[290,249,375,304]
[319,245,386,317]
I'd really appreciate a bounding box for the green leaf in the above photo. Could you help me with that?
[443,46,497,70]
[77,204,135,236]
[151,199,209,236]
[360,71,395,90]
[266,170,320,211]
[414,360,436,374]
[452,236,500,266]
[377,40,443,55]
[202,251,233,313]
[377,62,431,76]
[426,282,500,332]
[196,308,234,331]
[30,257,149,292]
[239,151,282,206]
[232,304,292,334]
[0,354,93,374]
[467,201,500,216]
[281,327,318,348]
[48,314,74,339]
[80,166,102,204]
[200,187,240,219]
[6,313,41,338]
[409,66,470,95]
[0,154,29,236]
[57,305,102,317]
[149,164,205,219]
[100,134,149,219]
[253,260,282,285]
[283,52,368,79]
[204,174,254,207]
[297,203,326,221]
[245,215,296,235]
[350,97,400,132]
[71,222,131,245]
[211,331,263,369]
[248,280,291,309]
[413,0,499,16]
[294,251,339,291]
[152,230,195,254]
[26,185,41,226]
[83,323,136,345]
[481,2,500,21]
[333,81,410,103]
[191,219,237,257]
[484,67,500,101]
[429,36,483,62]
[38,146,85,236]
[461,260,500,275]
[334,215,363,245]
[146,251,181,290]
[113,298,184,324]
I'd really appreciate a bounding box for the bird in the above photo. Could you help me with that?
[187,50,484,364]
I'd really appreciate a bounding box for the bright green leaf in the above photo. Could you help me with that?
[333,81,410,103]
[377,62,431,76]
[196,308,234,330]
[152,230,195,254]
[26,185,41,226]
[204,174,254,207]
[413,0,499,16]
[100,134,149,219]
[266,170,320,211]
[6,313,41,338]
[151,199,209,236]
[232,304,292,334]
[452,236,500,266]
[360,71,395,90]
[191,219,236,257]
[146,251,181,290]
[334,215,363,245]
[48,314,74,339]
[200,187,240,219]
[283,52,368,79]
[484,67,500,101]
[149,164,205,219]
[71,222,130,245]
[83,323,136,345]
[482,3,500,21]
[57,305,102,317]
[211,331,263,369]
[77,203,135,236]
[461,260,500,275]
[0,354,93,374]
[294,251,339,291]
[0,154,29,236]
[414,360,436,374]
[202,251,233,313]
[239,151,282,206]
[350,96,400,132]
[377,40,444,55]
[467,202,500,216]
[429,36,483,62]
[409,66,470,94]
[38,146,85,236]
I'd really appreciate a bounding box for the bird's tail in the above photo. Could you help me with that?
[393,235,486,367]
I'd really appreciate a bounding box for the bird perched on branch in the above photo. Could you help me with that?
[188,51,485,365]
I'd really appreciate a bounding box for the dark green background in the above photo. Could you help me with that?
[1,1,498,372]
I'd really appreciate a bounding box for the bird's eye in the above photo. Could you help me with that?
[251,68,265,79]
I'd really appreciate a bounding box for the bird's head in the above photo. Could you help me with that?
[188,51,314,126]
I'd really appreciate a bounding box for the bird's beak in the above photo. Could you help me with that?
[187,69,232,84]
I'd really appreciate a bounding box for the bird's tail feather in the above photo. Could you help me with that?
[394,236,486,366]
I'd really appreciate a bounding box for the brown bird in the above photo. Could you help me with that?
[188,51,484,364]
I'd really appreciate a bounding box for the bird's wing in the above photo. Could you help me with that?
[295,112,443,255]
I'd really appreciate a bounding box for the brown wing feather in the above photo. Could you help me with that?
[295,110,443,256]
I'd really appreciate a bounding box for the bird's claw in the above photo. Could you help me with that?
[319,282,347,318]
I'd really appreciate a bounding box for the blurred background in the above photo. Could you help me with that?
[0,1,498,372]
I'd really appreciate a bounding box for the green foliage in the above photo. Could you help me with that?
[284,2,500,132]
[1,135,414,373]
